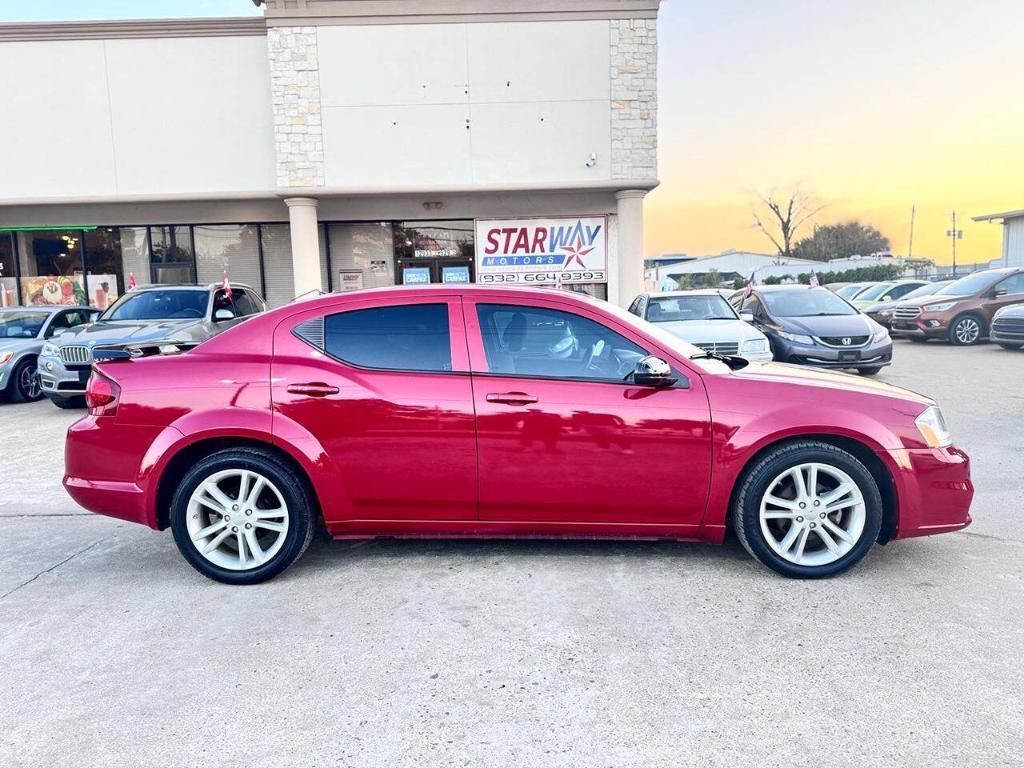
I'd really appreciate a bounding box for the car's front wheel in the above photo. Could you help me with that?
[949,314,984,346]
[170,448,315,584]
[997,343,1022,351]
[856,366,883,376]
[733,441,883,578]
[9,358,42,403]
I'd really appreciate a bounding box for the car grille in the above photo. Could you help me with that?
[892,307,922,320]
[993,317,1024,338]
[59,345,92,365]
[693,341,739,355]
[816,335,869,348]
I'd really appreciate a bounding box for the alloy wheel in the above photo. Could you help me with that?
[19,365,41,400]
[954,318,980,345]
[186,469,290,571]
[758,462,867,566]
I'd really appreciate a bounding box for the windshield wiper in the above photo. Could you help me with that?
[689,351,749,370]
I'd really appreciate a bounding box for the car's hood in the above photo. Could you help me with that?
[53,319,202,347]
[896,294,969,308]
[729,361,932,406]
[654,319,765,343]
[0,337,38,354]
[865,299,901,313]
[996,303,1024,318]
[777,314,874,336]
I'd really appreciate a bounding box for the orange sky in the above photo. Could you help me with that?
[646,0,1024,264]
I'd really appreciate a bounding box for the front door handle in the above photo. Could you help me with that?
[486,392,538,405]
[287,382,340,397]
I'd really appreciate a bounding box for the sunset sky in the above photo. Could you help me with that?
[4,0,1021,264]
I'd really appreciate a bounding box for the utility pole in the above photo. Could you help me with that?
[945,210,963,278]
[907,204,915,259]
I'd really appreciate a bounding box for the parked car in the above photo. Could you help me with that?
[834,282,874,300]
[38,283,266,408]
[628,290,772,361]
[729,285,892,375]
[888,267,1024,345]
[0,306,100,402]
[64,285,973,584]
[990,304,1024,350]
[849,280,929,311]
[865,281,953,330]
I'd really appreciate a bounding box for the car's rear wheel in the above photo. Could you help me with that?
[856,366,883,376]
[733,441,883,578]
[949,314,984,346]
[49,394,86,409]
[170,448,315,584]
[9,358,42,403]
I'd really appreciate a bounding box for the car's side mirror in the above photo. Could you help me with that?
[630,355,677,388]
[991,288,1007,298]
[882,294,892,301]
[739,310,755,322]
[214,309,235,321]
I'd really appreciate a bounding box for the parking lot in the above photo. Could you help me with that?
[0,339,1021,767]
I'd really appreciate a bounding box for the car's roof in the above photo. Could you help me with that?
[753,284,834,292]
[0,305,74,314]
[645,289,730,298]
[129,283,257,292]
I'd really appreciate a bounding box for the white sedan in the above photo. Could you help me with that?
[628,290,773,361]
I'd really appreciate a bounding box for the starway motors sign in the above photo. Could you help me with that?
[475,217,607,285]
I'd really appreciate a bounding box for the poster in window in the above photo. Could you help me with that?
[338,270,365,292]
[474,217,607,285]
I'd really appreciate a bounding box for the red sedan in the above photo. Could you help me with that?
[64,286,973,584]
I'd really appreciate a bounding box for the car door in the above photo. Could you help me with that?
[985,273,1024,322]
[463,295,712,527]
[271,295,477,522]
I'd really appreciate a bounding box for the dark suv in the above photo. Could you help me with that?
[888,268,1024,345]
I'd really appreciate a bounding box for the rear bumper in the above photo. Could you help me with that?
[889,445,973,539]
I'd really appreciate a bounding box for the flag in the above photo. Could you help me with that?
[222,270,232,300]
[128,272,137,290]
[809,271,819,288]
[742,272,754,299]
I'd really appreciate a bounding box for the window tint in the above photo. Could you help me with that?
[323,304,452,372]
[476,304,647,381]
[234,290,262,317]
[102,289,208,320]
[997,273,1024,295]
[647,294,737,322]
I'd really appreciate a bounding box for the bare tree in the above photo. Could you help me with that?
[751,187,825,261]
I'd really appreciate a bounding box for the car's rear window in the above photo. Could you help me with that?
[323,304,452,372]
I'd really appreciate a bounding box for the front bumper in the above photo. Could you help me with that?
[740,350,774,362]
[991,318,1024,345]
[890,312,952,339]
[37,354,91,396]
[889,445,973,539]
[773,338,893,368]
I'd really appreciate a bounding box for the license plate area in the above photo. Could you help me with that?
[839,351,860,361]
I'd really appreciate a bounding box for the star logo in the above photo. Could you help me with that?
[561,236,595,269]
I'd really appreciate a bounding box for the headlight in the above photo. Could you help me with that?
[0,352,12,366]
[878,309,893,317]
[915,405,952,448]
[778,331,813,344]
[924,301,957,312]
[872,327,889,343]
[741,338,769,354]
[41,342,59,357]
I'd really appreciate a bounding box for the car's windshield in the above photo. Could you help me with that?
[101,290,208,321]
[0,311,47,338]
[853,282,894,301]
[902,282,947,300]
[646,294,739,322]
[836,283,868,299]
[761,289,859,317]
[935,272,999,296]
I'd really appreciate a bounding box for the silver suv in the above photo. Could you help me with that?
[38,283,266,408]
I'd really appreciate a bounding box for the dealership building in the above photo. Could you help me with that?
[0,0,660,311]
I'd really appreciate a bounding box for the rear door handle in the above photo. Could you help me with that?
[287,382,340,397]
[486,392,538,405]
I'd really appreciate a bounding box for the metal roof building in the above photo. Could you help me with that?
[972,209,1024,268]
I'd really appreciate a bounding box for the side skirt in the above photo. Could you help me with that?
[326,518,712,543]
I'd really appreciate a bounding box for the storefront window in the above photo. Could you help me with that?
[261,224,296,308]
[17,229,87,306]
[118,227,150,290]
[194,224,262,293]
[84,228,124,310]
[326,222,396,291]
[393,220,474,260]
[0,233,16,307]
[150,225,195,284]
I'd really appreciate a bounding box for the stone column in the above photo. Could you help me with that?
[615,189,647,308]
[285,197,322,297]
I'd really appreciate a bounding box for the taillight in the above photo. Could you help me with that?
[86,372,121,417]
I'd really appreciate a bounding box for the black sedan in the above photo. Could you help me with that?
[729,285,892,375]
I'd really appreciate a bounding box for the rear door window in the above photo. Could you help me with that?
[321,304,452,372]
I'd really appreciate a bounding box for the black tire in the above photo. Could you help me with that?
[49,394,86,409]
[949,313,984,346]
[9,357,42,403]
[170,447,315,585]
[997,343,1022,351]
[732,441,883,579]
[856,366,883,376]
